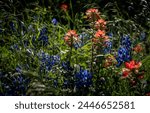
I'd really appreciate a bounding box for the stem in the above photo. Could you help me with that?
[69,37,73,63]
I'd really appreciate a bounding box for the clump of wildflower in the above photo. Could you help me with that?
[94,30,105,38]
[121,60,142,78]
[0,72,30,96]
[92,30,109,44]
[116,35,132,67]
[139,32,146,41]
[94,19,107,30]
[52,18,58,25]
[38,51,60,72]
[103,41,112,54]
[60,3,69,11]
[125,60,142,70]
[38,27,49,46]
[92,30,113,55]
[75,68,92,88]
[133,43,143,53]
[64,30,79,47]
[86,8,100,21]
[120,35,132,51]
[116,46,131,67]
[62,61,73,72]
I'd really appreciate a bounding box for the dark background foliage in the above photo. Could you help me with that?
[1,0,150,28]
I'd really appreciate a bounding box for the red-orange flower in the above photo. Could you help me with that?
[60,3,69,11]
[86,8,100,21]
[125,60,142,70]
[133,44,143,53]
[94,19,107,29]
[122,68,131,78]
[92,30,110,44]
[94,30,105,38]
[64,30,78,46]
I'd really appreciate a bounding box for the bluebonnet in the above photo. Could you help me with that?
[139,32,146,41]
[16,66,22,73]
[40,27,48,36]
[62,61,73,71]
[38,27,49,46]
[52,18,58,25]
[73,42,82,49]
[63,80,69,88]
[79,32,92,46]
[38,35,49,46]
[38,51,60,72]
[107,32,113,38]
[75,68,92,88]
[9,21,16,31]
[116,35,132,67]
[120,35,131,51]
[73,32,92,49]
[116,46,131,67]
[103,41,112,54]
[0,72,30,96]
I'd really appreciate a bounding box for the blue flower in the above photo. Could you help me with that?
[63,80,69,88]
[120,35,131,51]
[40,27,48,36]
[73,32,92,49]
[79,32,92,45]
[9,21,16,31]
[139,32,146,41]
[75,68,92,88]
[38,27,49,46]
[16,66,22,73]
[73,42,82,49]
[62,61,73,71]
[116,46,131,67]
[38,35,49,46]
[107,32,113,38]
[103,41,112,54]
[52,18,58,25]
[0,73,30,96]
[38,51,60,72]
[116,34,132,67]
